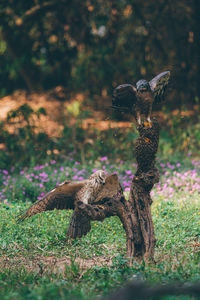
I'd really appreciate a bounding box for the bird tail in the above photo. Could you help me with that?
[16,196,50,223]
[67,211,91,239]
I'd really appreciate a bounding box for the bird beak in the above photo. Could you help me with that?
[102,176,106,184]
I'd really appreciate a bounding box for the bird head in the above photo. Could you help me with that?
[136,80,150,92]
[89,170,106,185]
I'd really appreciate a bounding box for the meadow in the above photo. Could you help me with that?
[0,156,200,300]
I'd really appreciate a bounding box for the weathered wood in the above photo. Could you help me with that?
[129,118,159,261]
[68,119,160,264]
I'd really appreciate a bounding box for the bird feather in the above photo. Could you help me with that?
[17,180,87,222]
[149,71,170,103]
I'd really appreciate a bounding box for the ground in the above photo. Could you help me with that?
[0,158,199,299]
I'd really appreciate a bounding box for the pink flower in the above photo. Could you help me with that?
[39,172,48,178]
[100,156,108,161]
[125,170,132,175]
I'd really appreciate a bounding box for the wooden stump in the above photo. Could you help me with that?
[18,119,160,264]
[67,118,160,264]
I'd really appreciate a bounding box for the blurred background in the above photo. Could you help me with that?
[0,0,199,169]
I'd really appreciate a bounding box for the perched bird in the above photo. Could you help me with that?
[112,71,170,124]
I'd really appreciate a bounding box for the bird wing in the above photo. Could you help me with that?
[112,83,137,111]
[149,71,170,103]
[67,173,123,239]
[17,180,87,221]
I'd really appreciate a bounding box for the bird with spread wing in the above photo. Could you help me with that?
[112,71,170,125]
[17,170,120,239]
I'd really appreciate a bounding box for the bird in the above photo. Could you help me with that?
[67,170,106,238]
[17,170,108,239]
[112,71,170,125]
[76,170,106,205]
[17,170,106,222]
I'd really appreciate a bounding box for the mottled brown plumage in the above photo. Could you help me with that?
[17,170,108,238]
[67,172,122,239]
[76,170,106,205]
[67,170,106,238]
[112,71,170,124]
[17,180,86,221]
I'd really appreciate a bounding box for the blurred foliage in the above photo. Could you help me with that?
[0,104,52,168]
[0,103,199,170]
[0,0,200,106]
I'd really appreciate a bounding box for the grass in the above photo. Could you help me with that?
[0,157,200,299]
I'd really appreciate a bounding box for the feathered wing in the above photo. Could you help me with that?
[67,210,91,239]
[17,180,87,222]
[17,172,124,240]
[149,71,170,103]
[112,83,137,111]
[67,173,123,239]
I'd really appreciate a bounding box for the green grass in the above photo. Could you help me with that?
[0,158,200,299]
[0,194,199,299]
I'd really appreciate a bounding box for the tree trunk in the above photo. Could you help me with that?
[66,119,160,264]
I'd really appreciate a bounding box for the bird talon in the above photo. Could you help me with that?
[144,121,152,128]
[144,137,151,143]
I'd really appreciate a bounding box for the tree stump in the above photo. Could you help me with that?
[18,119,160,264]
[127,119,159,262]
[67,118,160,264]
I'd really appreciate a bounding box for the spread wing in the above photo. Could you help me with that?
[67,173,123,239]
[112,83,137,111]
[17,180,87,222]
[149,71,170,103]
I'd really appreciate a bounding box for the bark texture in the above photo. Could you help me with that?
[67,118,160,264]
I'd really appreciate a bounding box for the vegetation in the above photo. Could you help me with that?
[0,1,200,106]
[0,158,199,299]
[0,103,200,170]
[0,1,200,298]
